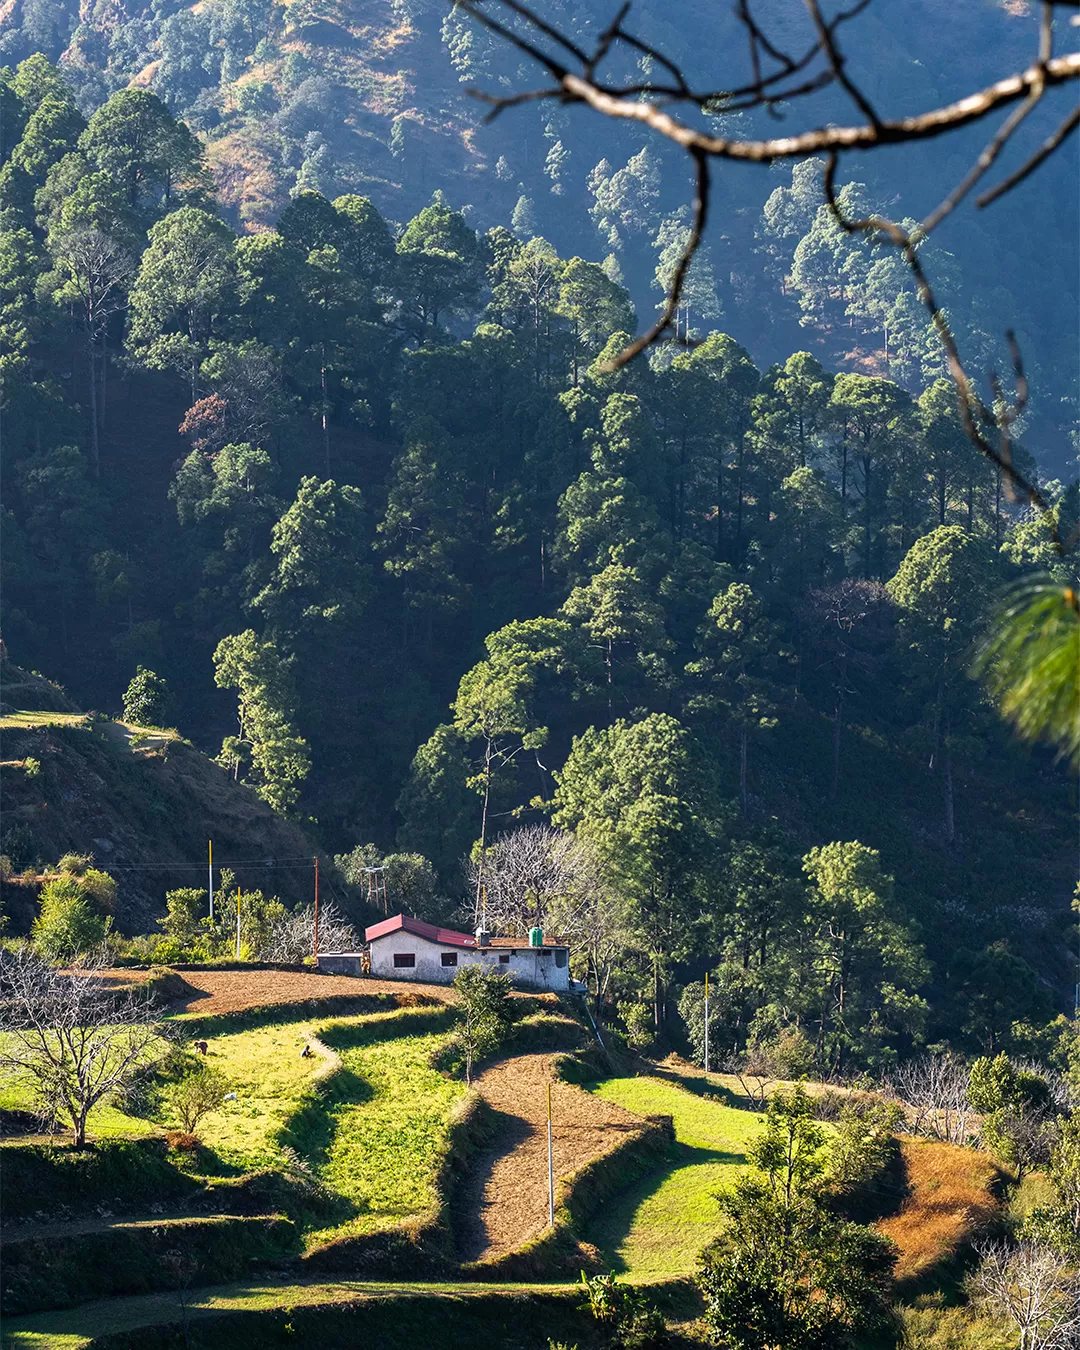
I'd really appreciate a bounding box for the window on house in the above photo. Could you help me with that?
[441,952,457,967]
[393,953,415,968]
[554,949,567,968]
[499,954,510,964]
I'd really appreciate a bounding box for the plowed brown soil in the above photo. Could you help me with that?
[94,967,452,1015]
[458,1053,641,1264]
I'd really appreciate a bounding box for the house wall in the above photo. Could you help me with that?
[368,933,570,990]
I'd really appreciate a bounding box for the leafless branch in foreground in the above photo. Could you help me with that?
[820,153,1064,550]
[0,949,165,1147]
[455,0,1079,540]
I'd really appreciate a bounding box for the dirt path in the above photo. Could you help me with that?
[457,1053,641,1264]
[94,967,454,1016]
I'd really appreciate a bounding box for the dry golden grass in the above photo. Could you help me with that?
[877,1138,1001,1285]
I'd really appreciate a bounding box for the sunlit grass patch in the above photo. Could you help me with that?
[302,1007,465,1245]
[584,1075,765,1278]
[0,711,88,729]
[877,1137,1000,1286]
[0,1035,162,1141]
[192,1019,334,1169]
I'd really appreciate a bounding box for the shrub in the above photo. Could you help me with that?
[23,756,41,777]
[618,1000,654,1051]
[452,964,513,1083]
[158,887,208,942]
[54,857,117,913]
[1,825,36,870]
[167,1062,230,1134]
[165,1130,200,1151]
[580,1272,667,1348]
[122,666,171,726]
[31,879,110,960]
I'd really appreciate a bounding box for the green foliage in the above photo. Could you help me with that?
[213,629,310,814]
[122,665,170,726]
[698,1087,899,1349]
[968,1052,1052,1174]
[0,46,1074,1096]
[31,879,110,960]
[167,1060,231,1134]
[30,858,118,960]
[157,887,208,942]
[452,964,513,1082]
[618,1000,655,1051]
[974,579,1080,770]
[579,1272,667,1348]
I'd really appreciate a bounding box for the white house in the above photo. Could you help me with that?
[361,913,571,991]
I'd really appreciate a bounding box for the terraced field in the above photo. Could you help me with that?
[584,1074,766,1279]
[0,972,1010,1349]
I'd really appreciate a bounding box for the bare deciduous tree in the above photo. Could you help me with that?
[468,824,596,932]
[968,1239,1080,1350]
[0,949,164,1148]
[467,825,635,1009]
[257,900,360,963]
[887,1052,973,1144]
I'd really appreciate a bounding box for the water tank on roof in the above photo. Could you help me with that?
[528,926,543,947]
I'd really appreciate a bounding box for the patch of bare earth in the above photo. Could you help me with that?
[93,967,453,1015]
[457,1053,641,1264]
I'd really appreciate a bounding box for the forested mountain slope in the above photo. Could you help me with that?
[1,0,1077,458]
[1,32,1075,1067]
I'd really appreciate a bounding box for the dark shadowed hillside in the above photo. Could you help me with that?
[0,661,319,931]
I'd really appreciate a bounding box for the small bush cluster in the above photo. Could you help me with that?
[580,1272,667,1348]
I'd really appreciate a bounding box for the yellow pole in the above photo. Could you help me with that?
[704,970,710,1075]
[235,887,241,961]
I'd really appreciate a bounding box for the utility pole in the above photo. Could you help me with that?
[704,970,710,1075]
[313,855,320,964]
[547,1081,555,1228]
[234,887,241,961]
[208,839,213,922]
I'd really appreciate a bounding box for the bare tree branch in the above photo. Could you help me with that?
[977,103,1080,207]
[820,154,1060,542]
[458,0,1078,537]
[602,149,709,369]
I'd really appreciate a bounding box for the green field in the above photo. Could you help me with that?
[1,1005,463,1250]
[0,1041,162,1141]
[302,1007,465,1244]
[585,1075,766,1279]
[0,711,89,730]
[192,1019,337,1169]
[0,1279,585,1350]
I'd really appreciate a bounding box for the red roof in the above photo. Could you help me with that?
[364,913,477,948]
[364,913,568,950]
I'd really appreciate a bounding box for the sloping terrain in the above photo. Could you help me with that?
[98,966,453,1017]
[456,1052,642,1265]
[584,1075,766,1279]
[0,663,320,929]
[879,1138,1002,1287]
